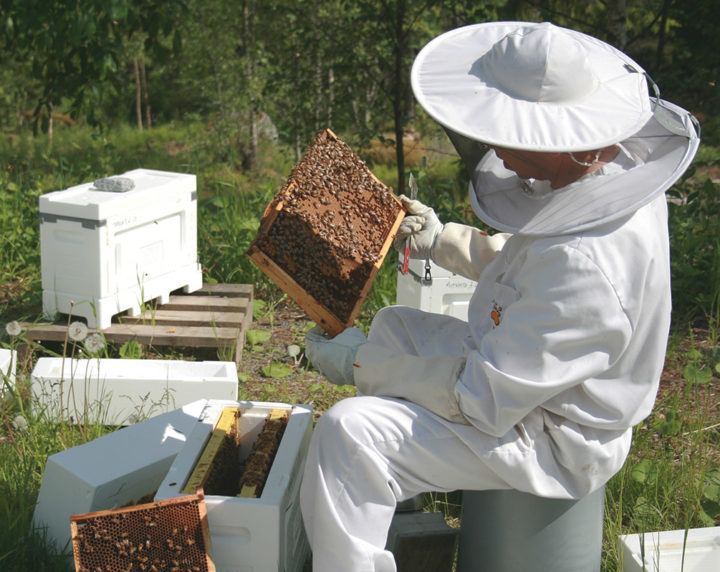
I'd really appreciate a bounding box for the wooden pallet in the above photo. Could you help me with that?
[21,283,253,365]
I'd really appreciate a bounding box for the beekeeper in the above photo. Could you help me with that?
[301,21,700,571]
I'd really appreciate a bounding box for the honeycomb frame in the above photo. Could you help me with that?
[246,128,405,336]
[70,490,214,572]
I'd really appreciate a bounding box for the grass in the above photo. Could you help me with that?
[0,122,718,570]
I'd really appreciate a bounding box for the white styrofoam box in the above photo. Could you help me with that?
[0,348,16,387]
[39,168,203,329]
[619,527,720,571]
[396,257,477,321]
[155,399,313,572]
[31,357,238,425]
[32,399,209,557]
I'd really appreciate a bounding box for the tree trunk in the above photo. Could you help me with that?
[134,58,143,131]
[243,0,258,170]
[655,0,672,71]
[47,101,54,150]
[140,54,151,129]
[393,0,408,194]
[328,66,335,128]
[606,0,627,49]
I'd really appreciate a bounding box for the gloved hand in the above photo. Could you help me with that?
[393,194,444,260]
[305,326,367,386]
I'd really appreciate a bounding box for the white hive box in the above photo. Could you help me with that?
[39,168,203,329]
[618,527,720,571]
[31,357,238,425]
[32,399,208,558]
[396,257,477,321]
[0,348,15,386]
[155,399,313,572]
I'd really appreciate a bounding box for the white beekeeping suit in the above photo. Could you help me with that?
[301,21,700,572]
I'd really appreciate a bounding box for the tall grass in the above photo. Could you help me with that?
[0,122,718,570]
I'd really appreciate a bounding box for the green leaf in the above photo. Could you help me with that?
[697,508,717,527]
[631,459,658,484]
[653,410,682,436]
[683,361,713,385]
[262,363,293,379]
[246,329,271,345]
[703,469,720,502]
[252,299,267,319]
[632,495,660,527]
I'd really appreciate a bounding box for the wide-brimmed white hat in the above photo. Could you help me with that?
[412,21,653,151]
[411,21,700,235]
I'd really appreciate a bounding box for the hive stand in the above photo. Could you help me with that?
[19,283,252,365]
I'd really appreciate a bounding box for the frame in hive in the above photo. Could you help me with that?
[246,128,405,336]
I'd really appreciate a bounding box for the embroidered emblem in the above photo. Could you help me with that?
[491,302,503,327]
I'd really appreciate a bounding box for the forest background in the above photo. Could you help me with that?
[0,1,719,571]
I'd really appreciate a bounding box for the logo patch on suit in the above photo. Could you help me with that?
[491,302,503,327]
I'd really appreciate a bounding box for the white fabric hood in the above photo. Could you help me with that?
[468,99,700,235]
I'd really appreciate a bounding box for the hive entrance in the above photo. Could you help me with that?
[247,129,404,335]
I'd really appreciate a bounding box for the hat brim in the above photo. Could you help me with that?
[468,99,700,235]
[412,22,654,152]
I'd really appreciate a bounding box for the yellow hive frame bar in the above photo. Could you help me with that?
[182,407,240,494]
[238,409,288,498]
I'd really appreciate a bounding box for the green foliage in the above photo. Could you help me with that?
[261,362,294,379]
[667,170,720,329]
[1,0,187,128]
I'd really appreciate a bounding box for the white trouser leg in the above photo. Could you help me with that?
[300,395,510,572]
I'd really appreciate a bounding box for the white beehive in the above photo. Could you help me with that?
[155,399,313,572]
[39,168,203,329]
[32,399,209,558]
[0,348,15,387]
[619,527,720,571]
[31,357,239,425]
[396,258,477,321]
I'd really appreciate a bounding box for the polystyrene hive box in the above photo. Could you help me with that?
[32,399,208,558]
[396,258,477,321]
[155,399,313,572]
[619,527,720,571]
[0,348,15,386]
[31,357,239,425]
[39,168,203,329]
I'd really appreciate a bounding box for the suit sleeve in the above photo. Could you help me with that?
[432,222,511,281]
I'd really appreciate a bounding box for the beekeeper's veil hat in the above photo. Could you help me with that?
[411,21,700,235]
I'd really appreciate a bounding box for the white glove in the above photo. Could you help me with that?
[305,326,367,386]
[393,194,444,260]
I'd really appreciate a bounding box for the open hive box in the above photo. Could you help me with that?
[247,128,405,336]
[70,490,214,572]
[155,400,313,572]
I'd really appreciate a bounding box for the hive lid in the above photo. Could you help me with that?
[39,168,197,222]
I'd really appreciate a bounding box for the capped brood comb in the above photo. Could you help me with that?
[246,128,404,336]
